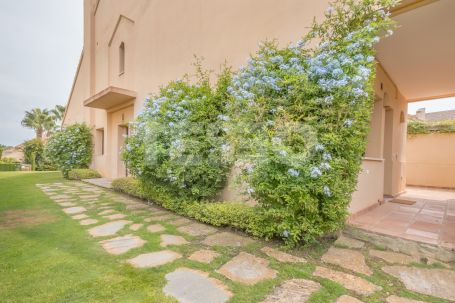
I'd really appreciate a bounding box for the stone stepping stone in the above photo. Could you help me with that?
[80,219,98,226]
[334,235,365,249]
[147,224,165,233]
[104,213,127,220]
[99,234,146,255]
[261,279,320,303]
[313,266,381,296]
[369,249,417,265]
[63,207,87,215]
[177,223,217,237]
[59,202,76,207]
[71,214,88,220]
[127,250,182,268]
[336,295,364,303]
[260,247,306,263]
[144,218,153,223]
[98,209,115,215]
[160,234,189,247]
[51,195,71,200]
[126,203,149,210]
[151,214,176,221]
[321,247,372,276]
[382,266,455,301]
[386,295,425,303]
[188,250,220,264]
[202,232,254,247]
[88,220,132,237]
[217,252,277,285]
[163,267,232,303]
[130,223,143,231]
[170,217,192,226]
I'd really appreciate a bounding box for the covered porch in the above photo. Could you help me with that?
[350,186,455,248]
[349,0,455,247]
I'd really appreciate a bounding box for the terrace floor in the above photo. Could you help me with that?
[349,186,455,249]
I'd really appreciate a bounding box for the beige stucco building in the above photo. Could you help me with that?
[62,0,455,214]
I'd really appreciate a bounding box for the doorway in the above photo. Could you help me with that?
[117,124,129,177]
[383,107,394,196]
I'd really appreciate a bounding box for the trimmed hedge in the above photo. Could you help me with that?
[112,177,282,240]
[67,169,101,180]
[408,120,455,135]
[0,163,21,171]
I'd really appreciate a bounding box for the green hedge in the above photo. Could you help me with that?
[112,177,283,240]
[408,120,455,135]
[0,163,21,171]
[67,169,101,180]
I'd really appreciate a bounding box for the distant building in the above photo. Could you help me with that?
[411,108,455,122]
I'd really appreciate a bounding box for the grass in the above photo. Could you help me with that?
[0,172,452,303]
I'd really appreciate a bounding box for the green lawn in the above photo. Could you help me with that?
[0,172,173,302]
[0,172,451,303]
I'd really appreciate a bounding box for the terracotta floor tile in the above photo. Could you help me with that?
[409,221,441,233]
[416,214,443,224]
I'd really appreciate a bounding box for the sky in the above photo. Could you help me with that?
[0,0,83,146]
[407,97,455,115]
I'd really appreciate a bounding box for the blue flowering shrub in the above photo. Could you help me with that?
[123,66,232,200]
[45,123,93,178]
[225,0,397,243]
[121,0,397,245]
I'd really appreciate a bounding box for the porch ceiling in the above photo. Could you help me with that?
[375,0,455,102]
[83,86,136,110]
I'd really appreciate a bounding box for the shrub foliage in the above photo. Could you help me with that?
[67,168,101,180]
[45,123,93,178]
[123,65,232,200]
[122,0,397,245]
[408,119,455,135]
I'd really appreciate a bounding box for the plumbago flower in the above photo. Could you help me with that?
[45,123,93,178]
[123,65,233,200]
[226,0,397,243]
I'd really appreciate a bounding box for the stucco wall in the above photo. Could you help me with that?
[407,133,455,188]
[63,0,408,213]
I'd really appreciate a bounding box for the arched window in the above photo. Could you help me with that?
[119,42,125,74]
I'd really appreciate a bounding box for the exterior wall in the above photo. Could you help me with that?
[407,133,455,188]
[348,64,407,213]
[63,0,408,213]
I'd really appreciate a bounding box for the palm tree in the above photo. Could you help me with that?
[51,105,66,122]
[21,108,55,139]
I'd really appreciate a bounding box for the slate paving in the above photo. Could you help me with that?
[62,206,87,215]
[88,220,132,237]
[80,218,98,226]
[127,250,182,268]
[164,268,232,303]
[260,279,320,303]
[336,295,364,303]
[386,295,425,303]
[38,182,455,302]
[261,246,306,263]
[382,265,455,301]
[177,223,217,237]
[321,247,372,275]
[99,234,146,255]
[147,223,165,233]
[188,249,220,264]
[313,266,381,296]
[160,234,189,247]
[217,252,277,285]
[202,231,255,247]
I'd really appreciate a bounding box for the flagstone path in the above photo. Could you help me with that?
[37,181,455,303]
